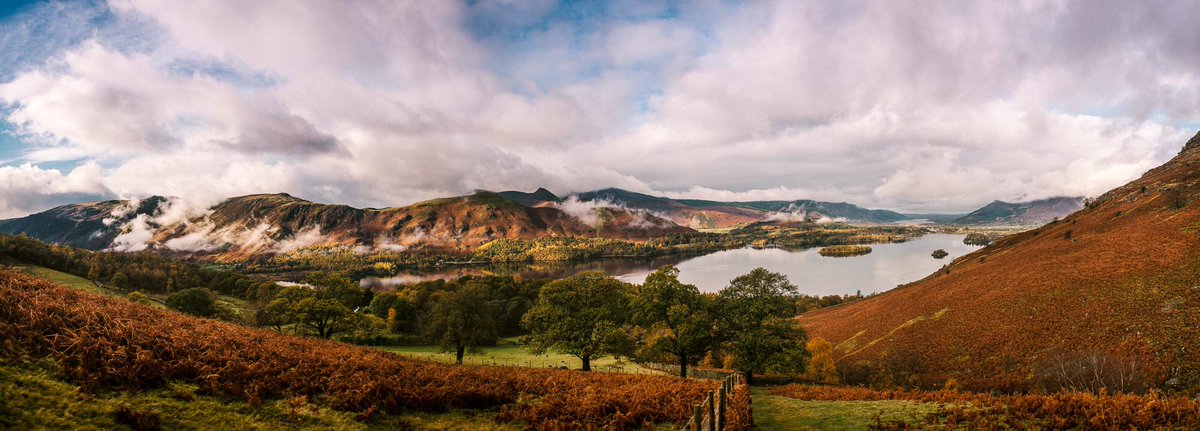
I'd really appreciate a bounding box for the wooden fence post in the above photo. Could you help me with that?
[692,404,702,431]
[704,390,715,431]
[718,384,726,430]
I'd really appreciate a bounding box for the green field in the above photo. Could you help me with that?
[9,262,110,294]
[0,359,520,431]
[379,341,664,375]
[751,387,940,431]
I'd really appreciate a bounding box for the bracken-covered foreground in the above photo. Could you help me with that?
[0,270,751,431]
[769,384,1200,430]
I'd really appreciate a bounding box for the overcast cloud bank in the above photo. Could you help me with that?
[1,0,1198,218]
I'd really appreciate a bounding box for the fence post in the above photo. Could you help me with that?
[718,384,726,430]
[692,404,702,431]
[700,393,710,431]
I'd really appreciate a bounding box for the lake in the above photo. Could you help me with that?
[361,234,980,296]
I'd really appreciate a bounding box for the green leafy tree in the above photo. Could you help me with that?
[630,265,716,378]
[165,287,219,318]
[521,272,631,371]
[304,271,371,309]
[256,288,310,333]
[718,267,808,384]
[108,272,129,290]
[295,297,360,339]
[86,263,101,282]
[370,291,401,317]
[424,284,498,364]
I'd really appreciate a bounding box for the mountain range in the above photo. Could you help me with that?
[799,130,1200,391]
[952,196,1085,225]
[0,184,1081,258]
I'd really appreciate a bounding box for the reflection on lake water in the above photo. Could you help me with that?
[360,234,980,296]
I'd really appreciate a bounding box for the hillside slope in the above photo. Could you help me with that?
[799,131,1200,392]
[954,196,1085,226]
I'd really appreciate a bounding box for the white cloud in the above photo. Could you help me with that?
[0,0,1197,218]
[0,162,111,218]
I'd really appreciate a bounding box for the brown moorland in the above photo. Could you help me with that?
[0,270,750,431]
[799,131,1200,392]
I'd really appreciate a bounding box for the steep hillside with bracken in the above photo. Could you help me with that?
[799,131,1200,392]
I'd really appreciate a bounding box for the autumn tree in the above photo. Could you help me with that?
[804,337,839,384]
[522,272,631,371]
[630,265,716,378]
[424,284,498,364]
[717,267,808,384]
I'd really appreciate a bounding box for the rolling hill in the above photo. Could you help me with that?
[953,196,1085,226]
[798,131,1200,391]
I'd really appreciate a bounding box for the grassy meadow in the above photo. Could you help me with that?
[379,339,664,375]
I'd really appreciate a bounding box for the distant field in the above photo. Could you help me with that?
[751,387,938,431]
[379,341,665,375]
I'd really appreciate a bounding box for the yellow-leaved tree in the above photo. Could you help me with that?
[804,336,839,384]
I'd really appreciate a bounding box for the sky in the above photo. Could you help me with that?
[0,0,1198,218]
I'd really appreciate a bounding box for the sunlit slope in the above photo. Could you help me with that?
[800,131,1200,391]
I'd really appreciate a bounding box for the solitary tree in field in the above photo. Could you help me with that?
[630,265,716,378]
[522,272,631,371]
[718,267,808,385]
[804,337,839,384]
[424,284,498,364]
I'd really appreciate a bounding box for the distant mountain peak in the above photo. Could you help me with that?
[497,188,561,207]
[955,196,1083,226]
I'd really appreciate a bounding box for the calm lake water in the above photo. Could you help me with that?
[361,234,980,296]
